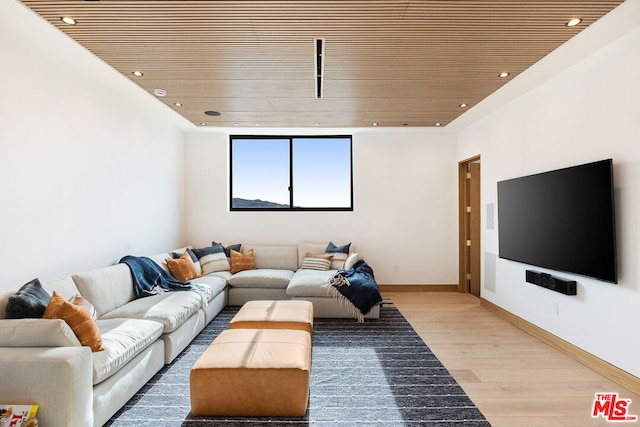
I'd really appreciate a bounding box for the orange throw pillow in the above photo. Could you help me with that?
[166,252,200,281]
[43,291,104,352]
[230,249,254,274]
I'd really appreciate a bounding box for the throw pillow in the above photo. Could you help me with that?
[300,253,334,271]
[230,249,254,274]
[344,253,360,270]
[70,294,98,321]
[43,291,104,352]
[325,252,348,270]
[5,278,52,319]
[193,243,231,274]
[326,241,351,254]
[172,248,202,275]
[212,241,242,258]
[166,252,200,281]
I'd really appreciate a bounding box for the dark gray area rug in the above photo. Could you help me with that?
[106,304,490,426]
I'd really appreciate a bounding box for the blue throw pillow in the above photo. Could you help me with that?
[212,241,242,258]
[192,243,225,260]
[6,278,52,319]
[172,247,199,263]
[326,241,351,254]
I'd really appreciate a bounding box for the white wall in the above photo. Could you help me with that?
[457,1,640,377]
[184,128,459,285]
[0,1,190,292]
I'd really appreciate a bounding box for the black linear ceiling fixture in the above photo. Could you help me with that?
[314,38,324,99]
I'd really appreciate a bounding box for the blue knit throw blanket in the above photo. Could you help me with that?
[120,255,198,298]
[327,260,383,322]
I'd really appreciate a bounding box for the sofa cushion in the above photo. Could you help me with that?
[247,245,299,270]
[93,318,164,385]
[5,278,52,319]
[72,264,135,318]
[202,270,233,282]
[286,269,336,297]
[190,276,227,295]
[0,318,81,347]
[230,249,254,274]
[40,276,81,301]
[297,243,328,268]
[99,289,212,333]
[228,269,294,289]
[43,292,104,352]
[146,252,172,271]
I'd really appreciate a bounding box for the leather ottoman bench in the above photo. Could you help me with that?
[190,328,312,417]
[228,300,314,335]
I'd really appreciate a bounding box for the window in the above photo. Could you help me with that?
[230,135,353,211]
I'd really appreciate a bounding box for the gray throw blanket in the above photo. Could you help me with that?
[325,260,382,322]
[120,255,199,298]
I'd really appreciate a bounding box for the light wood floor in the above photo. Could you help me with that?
[382,291,639,427]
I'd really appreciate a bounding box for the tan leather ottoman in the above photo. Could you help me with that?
[190,328,311,416]
[228,300,314,335]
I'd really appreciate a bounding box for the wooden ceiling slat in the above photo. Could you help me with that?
[20,0,624,127]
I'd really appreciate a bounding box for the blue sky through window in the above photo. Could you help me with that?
[231,136,352,210]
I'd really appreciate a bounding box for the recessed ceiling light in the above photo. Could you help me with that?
[255,123,261,126]
[174,102,182,107]
[153,88,167,97]
[199,122,207,126]
[435,122,442,127]
[499,72,510,78]
[459,103,468,108]
[372,122,378,126]
[314,123,320,126]
[132,71,143,77]
[233,123,239,126]
[61,16,77,25]
[566,18,582,27]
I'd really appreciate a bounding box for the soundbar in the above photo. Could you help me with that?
[525,270,577,295]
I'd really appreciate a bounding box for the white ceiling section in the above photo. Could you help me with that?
[20,1,625,128]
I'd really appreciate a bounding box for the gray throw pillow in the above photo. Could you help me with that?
[6,278,52,319]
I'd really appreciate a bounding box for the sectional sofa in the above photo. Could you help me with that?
[0,241,380,427]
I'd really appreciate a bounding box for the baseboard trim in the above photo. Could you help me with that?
[481,298,640,396]
[379,284,458,292]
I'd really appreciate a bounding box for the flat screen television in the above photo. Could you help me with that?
[497,159,617,283]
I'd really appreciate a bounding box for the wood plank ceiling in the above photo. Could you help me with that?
[19,1,625,128]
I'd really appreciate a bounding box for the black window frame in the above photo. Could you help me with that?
[229,135,354,211]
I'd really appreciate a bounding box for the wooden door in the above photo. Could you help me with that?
[468,162,481,295]
[458,156,481,295]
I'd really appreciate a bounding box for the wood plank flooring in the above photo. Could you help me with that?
[382,291,639,427]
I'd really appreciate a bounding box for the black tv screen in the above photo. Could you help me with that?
[497,159,617,283]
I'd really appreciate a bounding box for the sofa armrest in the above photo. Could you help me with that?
[0,318,81,347]
[0,347,93,427]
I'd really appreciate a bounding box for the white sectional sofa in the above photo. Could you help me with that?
[211,242,380,320]
[0,241,380,427]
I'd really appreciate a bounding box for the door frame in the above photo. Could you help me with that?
[458,155,481,293]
